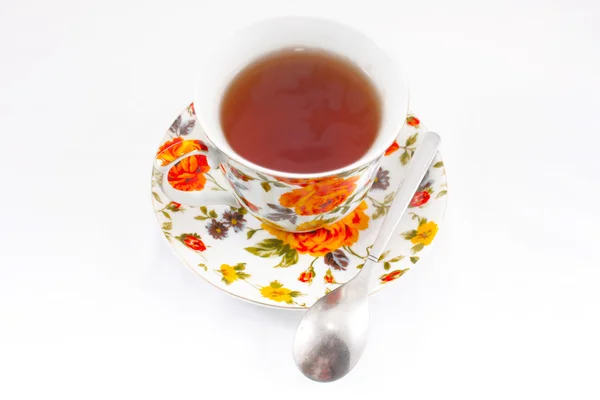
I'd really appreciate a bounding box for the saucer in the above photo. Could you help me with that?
[151,104,448,309]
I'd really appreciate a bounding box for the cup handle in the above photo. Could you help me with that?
[154,140,239,208]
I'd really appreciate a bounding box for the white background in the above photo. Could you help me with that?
[1,0,599,398]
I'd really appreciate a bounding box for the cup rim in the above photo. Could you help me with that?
[193,16,409,179]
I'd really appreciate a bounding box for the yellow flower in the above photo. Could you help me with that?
[260,280,302,304]
[220,264,238,284]
[217,263,250,285]
[410,221,438,246]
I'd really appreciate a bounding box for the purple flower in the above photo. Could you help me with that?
[206,219,229,240]
[222,210,246,232]
[371,168,390,191]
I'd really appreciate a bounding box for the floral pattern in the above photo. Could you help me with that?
[380,269,409,283]
[156,138,208,166]
[151,105,448,309]
[279,176,359,216]
[402,213,439,254]
[175,233,206,252]
[260,201,369,258]
[167,155,211,191]
[385,141,400,156]
[216,263,250,285]
[371,168,390,191]
[260,280,304,304]
[298,266,316,284]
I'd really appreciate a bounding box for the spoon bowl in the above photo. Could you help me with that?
[293,271,370,382]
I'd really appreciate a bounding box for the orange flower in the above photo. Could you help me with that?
[262,201,369,257]
[385,140,400,156]
[156,138,208,166]
[167,155,210,191]
[406,115,420,127]
[279,176,359,216]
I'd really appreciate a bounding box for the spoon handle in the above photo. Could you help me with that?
[367,131,441,264]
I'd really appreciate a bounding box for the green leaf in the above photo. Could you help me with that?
[325,287,332,294]
[356,263,364,270]
[341,206,350,215]
[256,172,270,181]
[198,263,208,271]
[234,263,246,270]
[418,217,428,226]
[261,182,272,192]
[237,206,248,215]
[329,206,341,214]
[436,190,447,199]
[433,161,444,168]
[200,206,208,215]
[388,256,404,263]
[345,193,357,205]
[402,230,417,240]
[411,243,425,253]
[237,272,251,280]
[289,291,303,298]
[410,256,420,264]
[270,280,283,289]
[400,151,411,165]
[246,229,258,240]
[162,222,172,231]
[372,207,385,220]
[384,262,391,271]
[384,192,395,204]
[275,246,299,268]
[245,238,284,258]
[378,251,389,262]
[272,182,287,188]
[209,210,218,218]
[152,191,163,204]
[405,133,418,146]
[161,211,171,220]
[194,215,209,220]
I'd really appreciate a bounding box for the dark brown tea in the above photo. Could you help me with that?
[220,49,381,173]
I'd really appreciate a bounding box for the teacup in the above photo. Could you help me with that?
[153,17,409,232]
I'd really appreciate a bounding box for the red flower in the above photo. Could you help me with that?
[324,268,335,284]
[177,234,206,252]
[380,269,407,283]
[410,191,430,207]
[166,201,184,212]
[406,116,420,127]
[385,141,400,156]
[298,266,315,284]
